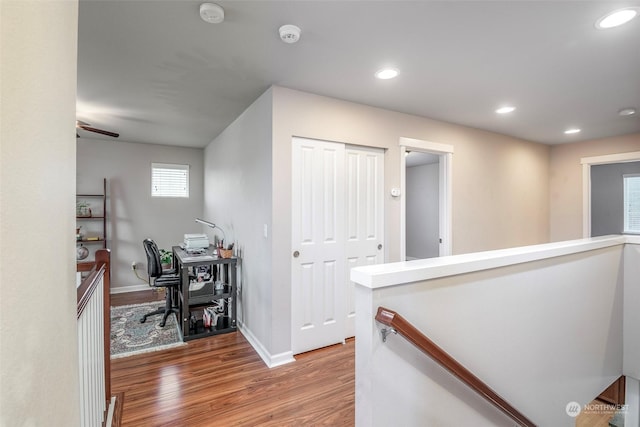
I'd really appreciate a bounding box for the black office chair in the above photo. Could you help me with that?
[140,238,181,327]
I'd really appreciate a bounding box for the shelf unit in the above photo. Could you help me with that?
[173,246,237,341]
[76,178,107,266]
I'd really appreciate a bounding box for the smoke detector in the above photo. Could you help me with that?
[200,3,224,24]
[279,25,301,44]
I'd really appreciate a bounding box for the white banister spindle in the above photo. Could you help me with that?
[77,274,106,427]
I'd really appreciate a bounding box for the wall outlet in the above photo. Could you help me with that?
[131,261,137,270]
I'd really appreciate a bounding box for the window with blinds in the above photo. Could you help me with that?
[624,174,640,233]
[151,163,189,198]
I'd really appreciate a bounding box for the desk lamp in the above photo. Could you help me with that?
[195,218,226,242]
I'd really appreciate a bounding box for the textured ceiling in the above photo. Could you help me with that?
[77,0,640,148]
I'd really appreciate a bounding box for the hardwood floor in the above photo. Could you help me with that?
[575,399,617,427]
[111,291,615,426]
[111,291,355,426]
[111,288,164,307]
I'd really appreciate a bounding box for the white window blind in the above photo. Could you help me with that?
[151,163,189,198]
[624,174,640,233]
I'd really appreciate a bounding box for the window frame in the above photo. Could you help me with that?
[623,173,640,234]
[151,162,190,198]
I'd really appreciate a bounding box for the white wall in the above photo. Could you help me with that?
[200,84,550,362]
[77,138,204,291]
[550,133,640,242]
[353,238,625,426]
[271,86,550,358]
[625,241,640,380]
[203,89,274,362]
[0,1,80,424]
[406,163,439,259]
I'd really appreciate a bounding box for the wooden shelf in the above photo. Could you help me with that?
[76,178,107,263]
[174,247,238,341]
[188,292,234,306]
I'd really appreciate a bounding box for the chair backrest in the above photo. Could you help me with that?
[143,238,163,279]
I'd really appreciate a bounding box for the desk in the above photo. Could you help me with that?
[172,245,237,341]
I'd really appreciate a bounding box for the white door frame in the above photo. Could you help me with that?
[581,151,640,238]
[399,137,453,260]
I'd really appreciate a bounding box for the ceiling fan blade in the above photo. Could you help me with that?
[77,124,119,138]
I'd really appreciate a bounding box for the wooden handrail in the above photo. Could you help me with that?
[76,262,104,318]
[375,307,537,427]
[97,249,111,403]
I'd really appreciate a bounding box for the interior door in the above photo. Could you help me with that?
[291,137,346,354]
[344,146,384,337]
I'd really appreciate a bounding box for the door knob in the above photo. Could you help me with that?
[378,244,382,250]
[293,250,300,258]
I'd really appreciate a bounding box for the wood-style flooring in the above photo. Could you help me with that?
[575,399,617,427]
[110,291,354,426]
[111,290,615,427]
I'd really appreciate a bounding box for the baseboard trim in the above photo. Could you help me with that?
[109,392,124,427]
[238,322,295,368]
[110,284,150,294]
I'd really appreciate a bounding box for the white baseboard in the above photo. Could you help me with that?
[104,395,116,427]
[238,321,295,368]
[110,284,151,294]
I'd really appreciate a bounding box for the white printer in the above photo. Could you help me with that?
[184,233,209,250]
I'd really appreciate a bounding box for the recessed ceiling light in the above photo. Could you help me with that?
[495,106,516,114]
[595,8,639,29]
[375,68,399,80]
[564,128,581,135]
[619,107,637,116]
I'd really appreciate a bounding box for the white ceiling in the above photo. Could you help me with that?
[406,151,440,167]
[77,0,640,148]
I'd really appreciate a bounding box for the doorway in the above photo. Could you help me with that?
[405,151,440,259]
[399,137,453,260]
[581,151,640,237]
[291,137,384,354]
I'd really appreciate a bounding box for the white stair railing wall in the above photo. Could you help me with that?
[76,250,111,427]
[353,236,639,427]
[77,273,106,426]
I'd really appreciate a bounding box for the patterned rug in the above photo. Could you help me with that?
[110,301,185,359]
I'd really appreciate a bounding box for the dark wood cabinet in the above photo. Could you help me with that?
[173,245,237,341]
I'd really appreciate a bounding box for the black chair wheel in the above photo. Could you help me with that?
[140,317,147,323]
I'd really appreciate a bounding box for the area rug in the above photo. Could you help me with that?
[110,302,186,359]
